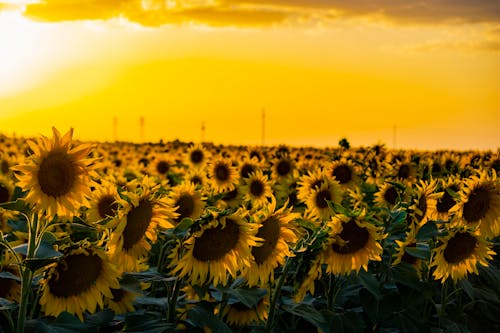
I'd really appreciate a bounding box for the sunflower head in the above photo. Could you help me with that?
[13,127,96,219]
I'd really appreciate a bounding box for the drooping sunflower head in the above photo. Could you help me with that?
[104,287,138,314]
[322,212,384,275]
[244,199,299,286]
[168,182,205,223]
[39,247,120,320]
[297,168,328,204]
[435,176,461,221]
[305,180,343,221]
[408,179,441,227]
[87,180,125,224]
[208,158,239,194]
[223,293,269,327]
[449,171,500,238]
[430,228,495,283]
[13,127,96,219]
[374,182,405,209]
[169,210,261,286]
[108,178,177,272]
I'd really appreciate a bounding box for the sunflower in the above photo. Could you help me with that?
[294,254,323,303]
[223,294,269,327]
[241,170,274,209]
[168,182,205,224]
[39,246,120,320]
[184,167,209,189]
[87,181,124,224]
[296,168,328,204]
[104,287,137,314]
[271,155,295,181]
[0,251,21,302]
[435,176,461,221]
[244,199,299,287]
[305,180,343,221]
[408,180,441,227]
[208,158,239,194]
[13,127,96,219]
[238,156,262,179]
[374,182,404,210]
[321,212,384,275]
[391,158,417,184]
[0,175,14,204]
[393,225,423,275]
[108,178,177,272]
[326,158,359,188]
[449,171,500,238]
[219,187,244,209]
[169,210,261,286]
[186,144,210,168]
[430,228,495,283]
[0,208,17,233]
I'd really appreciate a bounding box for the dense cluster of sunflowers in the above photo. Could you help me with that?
[0,128,499,332]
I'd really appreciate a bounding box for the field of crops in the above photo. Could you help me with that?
[0,127,499,333]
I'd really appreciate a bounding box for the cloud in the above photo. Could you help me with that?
[15,0,500,30]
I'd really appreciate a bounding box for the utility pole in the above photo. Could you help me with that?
[113,117,118,141]
[261,108,266,146]
[201,121,206,142]
[140,116,145,142]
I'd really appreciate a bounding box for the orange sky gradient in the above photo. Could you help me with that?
[0,0,499,150]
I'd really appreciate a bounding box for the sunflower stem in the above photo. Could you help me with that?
[167,277,182,324]
[266,256,292,331]
[16,213,38,333]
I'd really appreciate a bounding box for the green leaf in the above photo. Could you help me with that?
[187,305,232,333]
[0,199,29,214]
[220,287,267,308]
[389,210,407,225]
[296,218,317,231]
[134,297,169,309]
[84,309,115,327]
[0,297,16,310]
[416,221,438,241]
[458,279,474,301]
[326,200,349,216]
[358,270,382,301]
[0,271,21,282]
[282,303,328,332]
[124,312,171,333]
[35,241,63,260]
[404,246,430,260]
[173,217,194,237]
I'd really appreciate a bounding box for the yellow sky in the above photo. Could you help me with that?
[0,0,499,150]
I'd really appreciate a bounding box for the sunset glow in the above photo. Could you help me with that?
[1,0,499,149]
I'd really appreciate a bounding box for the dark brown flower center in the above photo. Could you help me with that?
[215,164,230,182]
[155,161,169,175]
[333,165,352,184]
[443,232,477,264]
[331,220,370,254]
[398,164,411,179]
[310,180,323,191]
[437,185,458,213]
[111,288,126,302]
[315,189,331,209]
[37,149,77,198]
[276,160,291,177]
[190,176,202,185]
[48,253,103,298]
[0,184,10,204]
[192,219,240,261]
[190,150,203,164]
[175,194,195,221]
[122,200,153,250]
[416,196,427,222]
[0,160,9,174]
[240,164,255,179]
[383,186,398,205]
[252,217,280,265]
[97,195,118,219]
[250,180,265,197]
[0,277,17,298]
[463,185,490,223]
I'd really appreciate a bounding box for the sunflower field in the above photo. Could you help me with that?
[0,128,499,333]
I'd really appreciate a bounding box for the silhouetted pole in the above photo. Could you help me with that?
[201,121,206,142]
[140,116,145,142]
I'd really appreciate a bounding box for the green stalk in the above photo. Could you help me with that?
[16,214,38,333]
[266,256,292,331]
[167,277,182,324]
